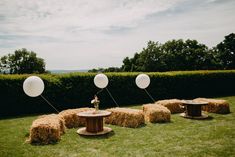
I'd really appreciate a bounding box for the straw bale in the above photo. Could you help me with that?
[29,114,65,144]
[59,108,94,128]
[194,98,230,114]
[105,107,145,128]
[155,99,184,113]
[38,114,66,134]
[142,104,171,123]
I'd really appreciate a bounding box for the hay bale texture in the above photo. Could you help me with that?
[105,108,145,128]
[143,104,171,123]
[39,114,66,134]
[194,98,230,114]
[59,108,94,128]
[155,99,184,113]
[29,114,65,144]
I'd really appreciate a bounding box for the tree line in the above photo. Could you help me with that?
[1,33,234,74]
[89,33,235,72]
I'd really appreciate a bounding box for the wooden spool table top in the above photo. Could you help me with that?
[181,100,208,106]
[77,110,112,136]
[180,100,209,119]
[78,110,111,118]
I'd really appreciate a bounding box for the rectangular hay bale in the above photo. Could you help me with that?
[105,107,145,128]
[59,108,94,128]
[29,114,65,144]
[155,99,184,113]
[194,98,230,114]
[143,104,171,123]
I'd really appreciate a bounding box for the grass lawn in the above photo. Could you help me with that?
[0,96,235,157]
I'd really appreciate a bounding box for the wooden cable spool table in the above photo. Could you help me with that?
[77,110,112,135]
[180,100,209,119]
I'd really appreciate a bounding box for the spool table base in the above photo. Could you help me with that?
[180,112,209,119]
[77,127,112,136]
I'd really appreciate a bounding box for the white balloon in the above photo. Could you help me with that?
[94,74,109,89]
[23,76,44,97]
[135,74,150,89]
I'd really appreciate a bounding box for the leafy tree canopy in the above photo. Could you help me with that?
[0,48,46,74]
[215,33,235,69]
[110,33,235,72]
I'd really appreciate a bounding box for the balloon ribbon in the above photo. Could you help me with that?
[106,88,119,107]
[144,89,155,103]
[40,95,60,113]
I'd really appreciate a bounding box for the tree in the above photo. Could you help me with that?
[162,39,217,71]
[103,67,122,72]
[135,41,166,71]
[121,39,220,72]
[215,33,235,69]
[121,57,132,71]
[0,48,46,74]
[89,33,234,72]
[121,53,142,72]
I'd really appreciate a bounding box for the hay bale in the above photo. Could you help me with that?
[29,114,65,144]
[142,104,171,123]
[38,114,66,134]
[59,108,94,128]
[194,98,230,114]
[105,108,145,128]
[155,99,184,113]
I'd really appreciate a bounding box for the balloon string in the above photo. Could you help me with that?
[96,88,104,95]
[144,89,155,103]
[105,88,119,107]
[40,95,60,113]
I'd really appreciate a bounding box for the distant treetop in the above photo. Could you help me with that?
[90,33,235,72]
[0,48,46,74]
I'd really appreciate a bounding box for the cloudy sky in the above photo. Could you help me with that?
[0,0,235,70]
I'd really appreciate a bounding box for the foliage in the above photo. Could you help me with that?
[88,67,122,72]
[121,39,222,72]
[0,96,235,157]
[88,68,105,73]
[0,48,46,74]
[214,33,235,69]
[1,70,235,116]
[91,33,235,72]
[161,39,218,71]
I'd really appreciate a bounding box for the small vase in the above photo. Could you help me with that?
[94,104,99,113]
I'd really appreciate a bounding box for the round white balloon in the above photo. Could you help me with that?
[94,74,109,89]
[135,74,150,89]
[23,76,44,97]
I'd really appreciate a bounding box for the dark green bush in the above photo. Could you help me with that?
[1,70,235,116]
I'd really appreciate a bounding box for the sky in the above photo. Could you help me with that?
[0,0,235,70]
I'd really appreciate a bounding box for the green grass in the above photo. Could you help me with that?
[0,96,235,157]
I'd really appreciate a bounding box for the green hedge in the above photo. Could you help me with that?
[1,70,235,116]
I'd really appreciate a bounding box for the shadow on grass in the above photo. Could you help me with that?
[135,123,147,128]
[79,130,115,139]
[24,132,60,146]
[145,121,173,126]
[204,115,214,120]
[24,132,30,137]
[181,115,214,121]
[30,142,59,146]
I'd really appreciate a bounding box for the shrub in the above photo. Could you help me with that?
[0,70,235,116]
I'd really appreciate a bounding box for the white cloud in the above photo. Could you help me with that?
[0,0,181,36]
[0,0,235,70]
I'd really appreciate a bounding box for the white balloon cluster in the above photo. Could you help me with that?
[23,76,45,97]
[23,73,151,97]
[22,73,153,112]
[93,73,150,89]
